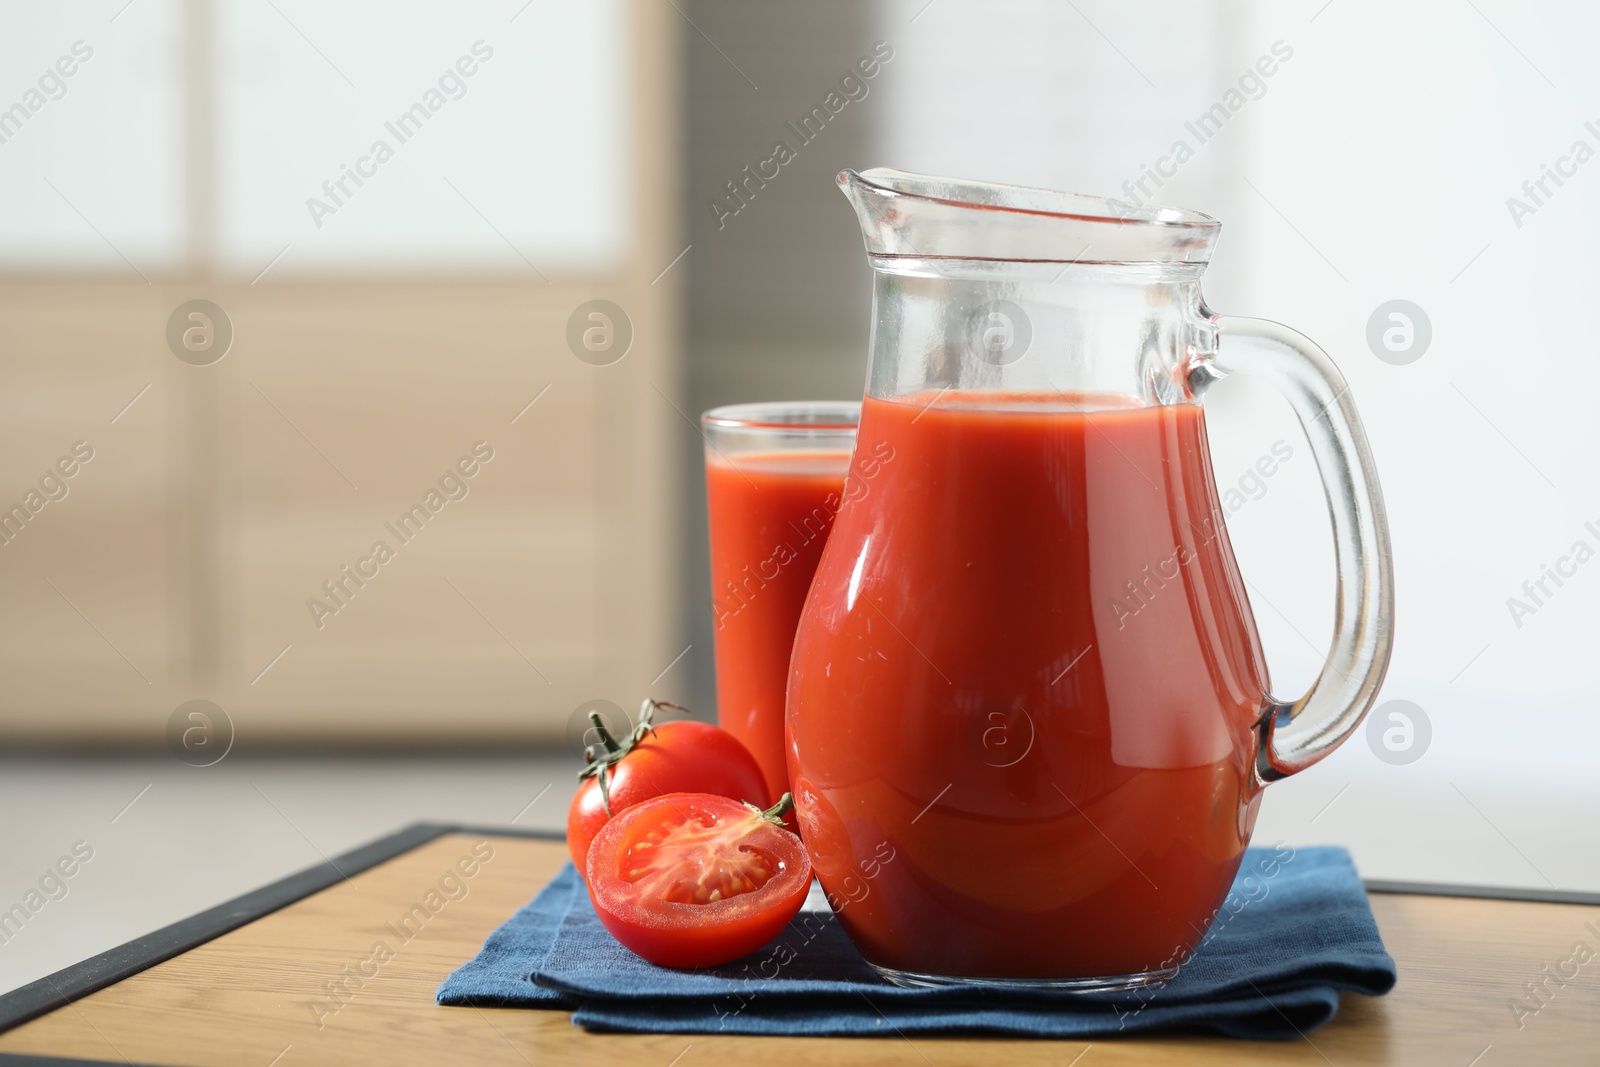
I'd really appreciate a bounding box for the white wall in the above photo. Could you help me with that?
[0,0,628,276]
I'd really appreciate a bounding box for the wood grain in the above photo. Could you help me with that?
[2,830,1596,1067]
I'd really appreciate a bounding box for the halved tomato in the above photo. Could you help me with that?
[585,792,812,968]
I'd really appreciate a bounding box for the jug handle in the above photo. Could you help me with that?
[1193,314,1395,781]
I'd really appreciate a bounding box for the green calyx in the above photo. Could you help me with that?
[578,698,694,817]
[746,792,794,827]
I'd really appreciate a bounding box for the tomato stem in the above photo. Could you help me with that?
[750,792,794,826]
[587,711,623,756]
[579,698,697,819]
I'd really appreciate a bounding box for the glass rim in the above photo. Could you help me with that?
[700,400,861,432]
[844,167,1219,229]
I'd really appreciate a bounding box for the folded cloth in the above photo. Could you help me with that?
[433,860,577,1007]
[437,845,1395,1040]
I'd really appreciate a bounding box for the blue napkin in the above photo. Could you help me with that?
[438,845,1395,1039]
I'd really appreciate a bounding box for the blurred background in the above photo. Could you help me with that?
[3,0,1598,995]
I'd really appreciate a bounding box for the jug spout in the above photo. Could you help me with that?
[838,167,1220,266]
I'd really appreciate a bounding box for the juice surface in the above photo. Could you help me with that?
[706,450,850,804]
[786,392,1271,980]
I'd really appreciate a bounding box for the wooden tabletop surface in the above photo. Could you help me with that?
[0,830,1596,1067]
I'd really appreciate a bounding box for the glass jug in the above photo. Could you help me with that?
[786,168,1394,989]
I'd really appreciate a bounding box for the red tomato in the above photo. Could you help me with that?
[585,792,812,969]
[566,700,769,871]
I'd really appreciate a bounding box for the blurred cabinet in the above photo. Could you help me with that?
[0,284,185,727]
[0,0,681,744]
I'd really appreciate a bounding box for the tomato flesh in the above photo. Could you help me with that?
[586,792,812,969]
[623,806,780,903]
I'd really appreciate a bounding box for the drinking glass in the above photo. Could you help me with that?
[702,401,860,804]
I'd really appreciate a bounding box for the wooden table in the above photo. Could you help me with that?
[0,824,1595,1067]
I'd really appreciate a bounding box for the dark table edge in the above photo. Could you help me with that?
[1363,878,1600,906]
[1,823,1595,1064]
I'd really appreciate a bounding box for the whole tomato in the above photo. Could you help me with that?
[566,699,769,871]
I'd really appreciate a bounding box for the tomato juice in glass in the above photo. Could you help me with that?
[787,392,1272,982]
[702,402,861,805]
